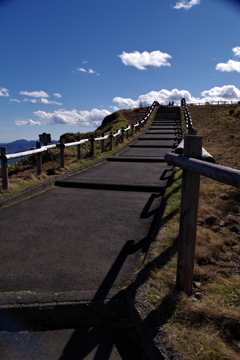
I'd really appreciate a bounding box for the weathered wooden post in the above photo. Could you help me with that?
[101,133,105,153]
[121,127,124,143]
[109,132,113,150]
[131,123,134,137]
[135,122,138,134]
[1,147,8,190]
[126,127,129,140]
[176,129,202,295]
[60,137,65,168]
[76,135,81,160]
[36,142,42,175]
[90,134,95,156]
[115,131,119,146]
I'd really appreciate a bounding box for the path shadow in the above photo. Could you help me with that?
[140,193,163,219]
[59,324,144,360]
[58,237,154,360]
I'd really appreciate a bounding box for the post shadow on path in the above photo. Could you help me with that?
[58,221,181,359]
[59,177,181,360]
[58,193,167,359]
[58,242,153,359]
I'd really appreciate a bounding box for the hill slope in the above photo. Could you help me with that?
[148,103,240,360]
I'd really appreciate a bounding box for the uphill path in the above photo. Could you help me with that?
[0,106,182,360]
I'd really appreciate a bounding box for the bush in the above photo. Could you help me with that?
[233,106,240,118]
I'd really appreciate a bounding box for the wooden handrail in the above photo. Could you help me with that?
[1,101,159,190]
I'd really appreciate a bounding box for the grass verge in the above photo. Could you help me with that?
[146,104,240,360]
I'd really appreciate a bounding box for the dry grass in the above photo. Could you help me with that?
[147,104,240,360]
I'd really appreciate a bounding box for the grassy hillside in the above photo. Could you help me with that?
[147,103,240,360]
[0,107,150,199]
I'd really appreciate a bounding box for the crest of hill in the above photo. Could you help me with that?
[62,107,148,143]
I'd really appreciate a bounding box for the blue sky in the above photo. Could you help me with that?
[0,0,240,143]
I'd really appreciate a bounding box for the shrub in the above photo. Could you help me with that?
[233,106,240,118]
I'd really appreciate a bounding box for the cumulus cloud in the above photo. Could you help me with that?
[15,119,41,126]
[113,86,240,108]
[15,108,111,127]
[201,85,240,102]
[10,99,20,103]
[19,90,49,98]
[216,59,240,73]
[113,89,199,109]
[118,51,172,70]
[173,0,200,10]
[233,47,240,57]
[0,87,10,97]
[53,93,62,98]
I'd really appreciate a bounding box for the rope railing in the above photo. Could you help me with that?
[185,100,239,106]
[177,98,215,163]
[0,101,159,190]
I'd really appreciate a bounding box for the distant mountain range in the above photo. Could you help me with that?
[0,139,57,164]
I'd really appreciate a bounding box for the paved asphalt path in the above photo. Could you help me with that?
[0,107,182,359]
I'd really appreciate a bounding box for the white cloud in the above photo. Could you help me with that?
[77,67,99,75]
[10,99,20,103]
[19,90,49,98]
[113,89,199,109]
[0,87,10,97]
[201,85,240,102]
[40,98,62,105]
[173,0,200,10]
[53,93,62,98]
[15,108,111,127]
[233,47,240,57]
[15,119,41,126]
[216,59,240,73]
[114,86,240,108]
[118,50,172,70]
[77,68,87,72]
[113,97,138,109]
[23,98,38,103]
[109,105,121,112]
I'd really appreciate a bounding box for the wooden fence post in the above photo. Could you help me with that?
[121,127,124,143]
[90,134,95,156]
[131,124,134,137]
[109,132,113,150]
[115,131,119,146]
[60,137,65,168]
[101,133,105,153]
[176,131,202,295]
[76,135,81,160]
[135,122,138,133]
[1,147,8,190]
[36,142,42,175]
